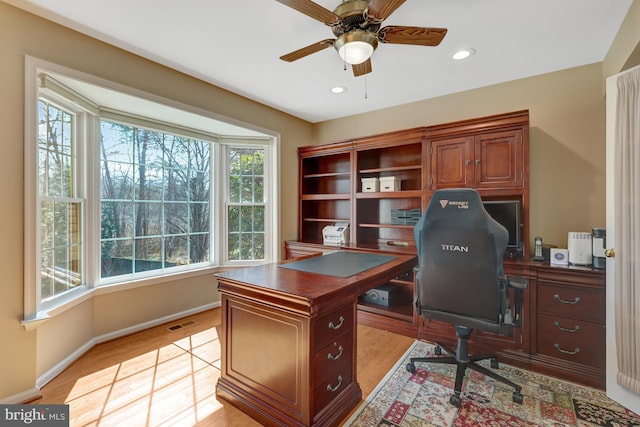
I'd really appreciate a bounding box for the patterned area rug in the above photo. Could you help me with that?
[344,340,640,427]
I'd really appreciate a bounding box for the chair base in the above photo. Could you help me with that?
[406,341,523,408]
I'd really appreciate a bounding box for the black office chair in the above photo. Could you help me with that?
[406,188,527,408]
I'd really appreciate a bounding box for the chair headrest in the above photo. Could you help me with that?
[425,188,484,221]
[414,188,508,258]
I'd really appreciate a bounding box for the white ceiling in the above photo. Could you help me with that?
[5,0,634,123]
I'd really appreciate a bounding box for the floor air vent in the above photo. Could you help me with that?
[168,320,197,331]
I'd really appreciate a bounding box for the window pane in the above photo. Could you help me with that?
[190,171,209,202]
[101,201,134,239]
[240,234,252,259]
[253,233,265,259]
[240,206,253,232]
[254,177,264,203]
[101,122,133,164]
[134,237,162,272]
[164,235,187,266]
[40,202,81,300]
[101,239,133,278]
[134,165,163,200]
[134,202,162,238]
[136,132,163,167]
[228,205,239,231]
[164,168,188,201]
[254,206,265,232]
[241,177,253,203]
[228,233,239,261]
[190,202,209,233]
[229,175,241,203]
[190,234,209,263]
[101,161,134,200]
[165,203,189,235]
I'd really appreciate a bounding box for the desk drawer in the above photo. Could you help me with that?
[537,282,605,322]
[537,313,605,368]
[313,366,353,415]
[313,330,353,384]
[314,304,355,351]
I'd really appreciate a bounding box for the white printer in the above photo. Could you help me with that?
[322,222,350,246]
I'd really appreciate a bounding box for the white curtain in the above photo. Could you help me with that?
[614,64,640,394]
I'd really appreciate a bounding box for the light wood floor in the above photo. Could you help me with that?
[33,308,414,426]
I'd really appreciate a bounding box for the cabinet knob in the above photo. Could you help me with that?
[605,248,615,258]
[475,159,481,165]
[465,160,471,166]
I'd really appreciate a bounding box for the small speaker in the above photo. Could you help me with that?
[361,284,397,307]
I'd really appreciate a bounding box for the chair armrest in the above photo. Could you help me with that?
[508,277,527,291]
[506,276,527,328]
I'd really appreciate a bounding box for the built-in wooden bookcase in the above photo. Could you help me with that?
[355,129,425,249]
[298,142,353,244]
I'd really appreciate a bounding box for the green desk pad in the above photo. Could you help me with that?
[279,251,396,277]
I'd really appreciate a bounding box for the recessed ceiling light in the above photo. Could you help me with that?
[331,86,347,94]
[451,48,476,61]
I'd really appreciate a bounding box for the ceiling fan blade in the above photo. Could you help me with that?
[280,39,335,62]
[352,59,372,77]
[378,26,447,46]
[366,0,406,22]
[275,0,341,25]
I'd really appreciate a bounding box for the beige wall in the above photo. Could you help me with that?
[0,2,310,401]
[312,63,608,250]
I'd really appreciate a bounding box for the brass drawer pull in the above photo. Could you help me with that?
[327,375,343,392]
[328,344,344,361]
[328,316,344,330]
[554,343,580,355]
[553,321,581,333]
[553,294,581,305]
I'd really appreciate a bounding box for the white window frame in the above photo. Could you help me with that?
[221,141,274,265]
[23,57,279,326]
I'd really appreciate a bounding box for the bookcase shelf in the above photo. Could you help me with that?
[356,190,422,199]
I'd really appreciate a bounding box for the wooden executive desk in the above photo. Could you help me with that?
[215,250,417,427]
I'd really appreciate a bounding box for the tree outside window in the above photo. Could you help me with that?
[227,147,265,261]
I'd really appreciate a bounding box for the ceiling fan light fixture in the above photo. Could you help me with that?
[335,30,378,65]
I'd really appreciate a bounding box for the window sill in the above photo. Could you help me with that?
[22,265,225,331]
[22,287,95,331]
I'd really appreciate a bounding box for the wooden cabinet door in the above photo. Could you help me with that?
[430,136,474,190]
[474,129,523,189]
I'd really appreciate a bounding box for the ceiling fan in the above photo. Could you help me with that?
[276,0,447,77]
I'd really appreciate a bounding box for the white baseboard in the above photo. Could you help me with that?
[0,387,42,404]
[35,302,220,390]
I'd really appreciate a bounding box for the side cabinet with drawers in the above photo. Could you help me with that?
[531,265,606,389]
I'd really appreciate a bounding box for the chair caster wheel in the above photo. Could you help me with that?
[449,395,462,408]
[491,358,499,369]
[406,362,416,374]
[435,345,442,355]
[512,392,524,404]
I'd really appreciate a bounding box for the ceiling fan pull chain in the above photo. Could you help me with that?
[364,75,368,99]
